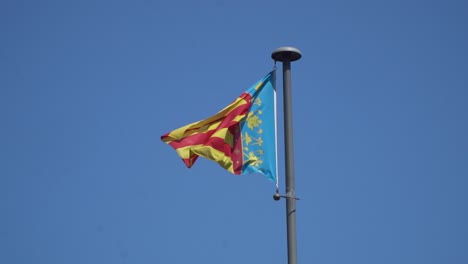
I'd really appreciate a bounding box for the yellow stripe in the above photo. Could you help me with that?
[166,113,246,141]
[173,128,233,158]
[166,97,248,140]
[193,145,234,173]
[175,144,234,173]
[175,144,205,159]
[211,128,234,146]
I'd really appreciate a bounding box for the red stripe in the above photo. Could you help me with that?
[167,128,237,160]
[166,118,245,165]
[182,155,198,168]
[167,99,251,149]
[162,92,252,170]
[183,94,252,135]
[230,124,243,174]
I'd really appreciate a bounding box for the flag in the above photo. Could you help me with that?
[161,72,277,182]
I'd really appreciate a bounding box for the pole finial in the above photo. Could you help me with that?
[271,47,302,62]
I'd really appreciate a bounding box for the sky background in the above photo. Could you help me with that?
[1,0,468,263]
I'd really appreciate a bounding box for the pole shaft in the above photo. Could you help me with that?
[282,61,297,264]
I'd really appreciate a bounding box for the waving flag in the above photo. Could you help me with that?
[161,72,277,182]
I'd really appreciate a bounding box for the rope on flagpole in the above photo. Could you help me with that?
[273,62,280,192]
[272,60,301,202]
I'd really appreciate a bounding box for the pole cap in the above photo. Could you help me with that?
[271,46,302,62]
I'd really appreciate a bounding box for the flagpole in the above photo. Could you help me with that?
[272,46,302,264]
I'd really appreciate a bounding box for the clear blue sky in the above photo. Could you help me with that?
[2,0,468,263]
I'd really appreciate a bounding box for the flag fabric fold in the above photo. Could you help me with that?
[161,72,277,182]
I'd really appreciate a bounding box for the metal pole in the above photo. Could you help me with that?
[272,47,302,264]
[283,59,298,264]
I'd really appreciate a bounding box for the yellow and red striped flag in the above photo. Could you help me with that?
[161,72,277,182]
